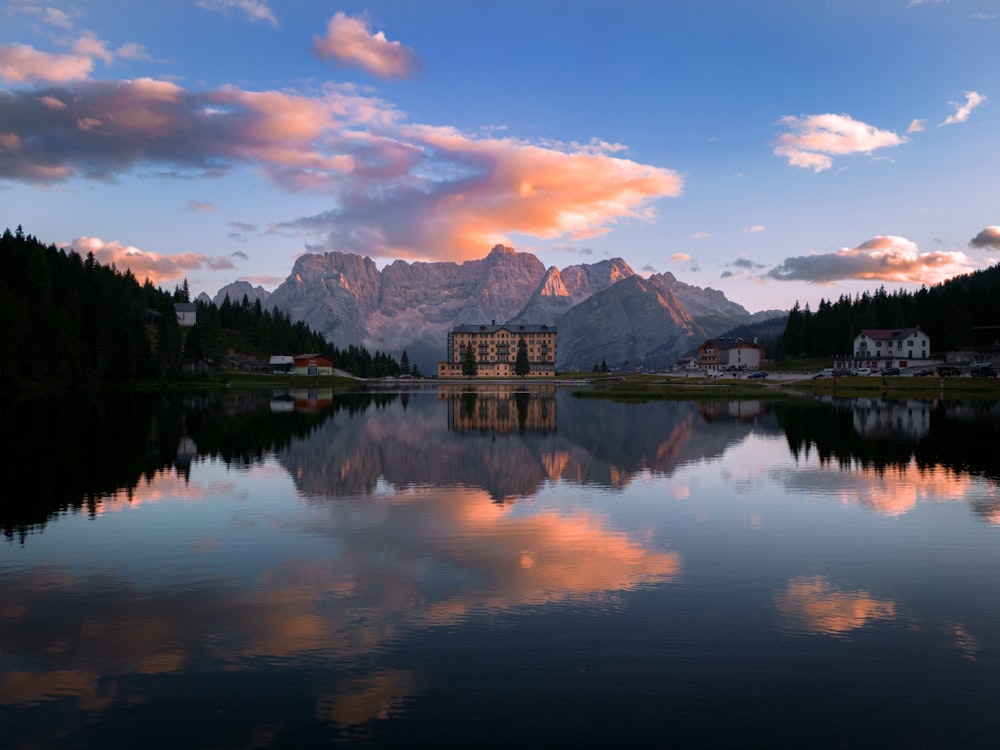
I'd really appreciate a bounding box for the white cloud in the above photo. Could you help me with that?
[774,113,905,172]
[196,0,277,27]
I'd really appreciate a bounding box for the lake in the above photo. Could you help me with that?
[3,385,1000,748]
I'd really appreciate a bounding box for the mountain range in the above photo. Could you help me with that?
[207,245,785,374]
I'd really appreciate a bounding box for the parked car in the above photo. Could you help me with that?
[833,368,852,377]
[851,367,872,376]
[910,368,934,376]
[880,367,900,376]
[812,368,835,379]
[970,364,997,378]
[747,370,768,379]
[936,366,960,376]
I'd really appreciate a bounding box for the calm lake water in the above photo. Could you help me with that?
[3,386,1000,748]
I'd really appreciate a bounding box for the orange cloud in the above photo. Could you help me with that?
[2,73,680,262]
[767,235,976,284]
[313,12,420,80]
[67,236,237,286]
[775,576,897,635]
[774,113,905,172]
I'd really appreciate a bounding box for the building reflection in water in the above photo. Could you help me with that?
[850,398,931,439]
[442,385,556,435]
[698,400,765,421]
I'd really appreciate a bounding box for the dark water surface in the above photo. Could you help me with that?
[3,386,1000,748]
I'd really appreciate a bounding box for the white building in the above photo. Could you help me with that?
[696,339,764,371]
[848,328,931,369]
[175,302,197,327]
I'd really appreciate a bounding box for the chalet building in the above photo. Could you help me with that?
[696,339,764,371]
[175,302,197,327]
[437,322,557,378]
[293,353,334,376]
[269,355,294,373]
[839,328,931,370]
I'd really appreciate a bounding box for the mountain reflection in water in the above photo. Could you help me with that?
[4,390,1000,536]
[3,388,1000,748]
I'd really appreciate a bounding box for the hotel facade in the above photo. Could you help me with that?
[437,322,557,378]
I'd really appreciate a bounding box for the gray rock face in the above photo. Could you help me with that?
[213,280,272,308]
[223,245,766,374]
[555,275,705,372]
[512,258,635,325]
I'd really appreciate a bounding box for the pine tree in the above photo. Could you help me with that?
[461,344,478,378]
[514,337,530,378]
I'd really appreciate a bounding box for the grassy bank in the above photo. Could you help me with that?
[571,373,1000,402]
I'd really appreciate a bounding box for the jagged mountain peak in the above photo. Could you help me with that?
[217,245,762,374]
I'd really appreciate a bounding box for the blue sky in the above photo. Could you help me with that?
[2,0,998,313]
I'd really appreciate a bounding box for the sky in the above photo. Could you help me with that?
[2,0,998,314]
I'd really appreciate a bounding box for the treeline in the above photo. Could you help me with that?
[778,264,1000,359]
[0,225,401,389]
[186,293,407,378]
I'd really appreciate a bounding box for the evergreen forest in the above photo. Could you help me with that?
[777,265,1000,360]
[0,226,401,389]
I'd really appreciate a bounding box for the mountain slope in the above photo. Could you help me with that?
[556,275,705,371]
[228,244,768,374]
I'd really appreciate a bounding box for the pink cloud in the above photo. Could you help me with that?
[0,43,93,83]
[767,235,977,284]
[186,200,216,212]
[671,252,692,262]
[940,91,986,126]
[313,12,420,80]
[71,31,114,65]
[67,237,237,286]
[2,75,682,262]
[774,113,905,172]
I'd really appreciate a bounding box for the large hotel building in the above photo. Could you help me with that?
[437,322,557,378]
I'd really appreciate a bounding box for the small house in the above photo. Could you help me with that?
[268,355,294,374]
[293,353,334,376]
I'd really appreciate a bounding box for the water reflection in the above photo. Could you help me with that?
[443,385,557,434]
[5,391,1000,538]
[774,575,898,636]
[4,389,1000,747]
[0,481,680,737]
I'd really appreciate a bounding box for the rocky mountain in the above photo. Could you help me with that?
[511,258,636,325]
[226,244,779,374]
[213,280,272,308]
[555,274,706,371]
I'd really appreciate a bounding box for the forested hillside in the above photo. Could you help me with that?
[0,226,400,389]
[778,265,1000,359]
